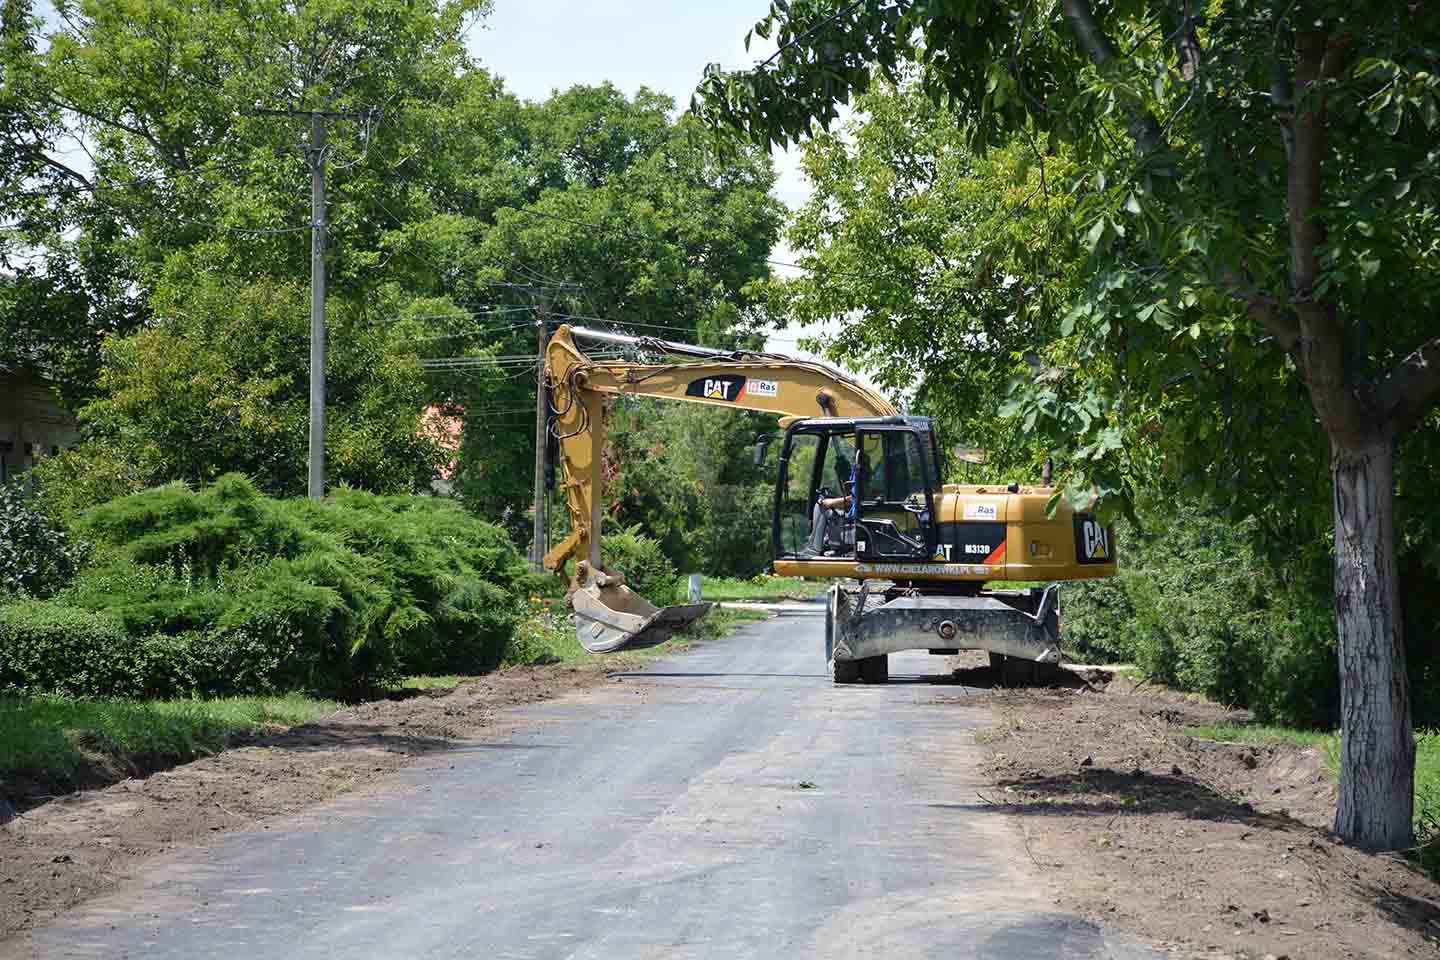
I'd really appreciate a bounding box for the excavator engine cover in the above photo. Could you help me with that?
[570,563,712,653]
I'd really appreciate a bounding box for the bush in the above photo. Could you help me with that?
[0,475,529,698]
[0,484,90,600]
[26,440,148,528]
[1062,498,1340,726]
[602,525,681,605]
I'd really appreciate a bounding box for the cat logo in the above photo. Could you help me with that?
[685,374,746,402]
[1079,520,1112,562]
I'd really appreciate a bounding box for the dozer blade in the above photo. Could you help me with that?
[570,567,712,653]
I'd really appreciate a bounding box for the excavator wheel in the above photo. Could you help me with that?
[859,655,889,684]
[988,653,1065,687]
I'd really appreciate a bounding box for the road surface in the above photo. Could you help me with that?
[6,606,1158,959]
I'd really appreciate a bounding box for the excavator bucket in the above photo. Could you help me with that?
[569,564,712,654]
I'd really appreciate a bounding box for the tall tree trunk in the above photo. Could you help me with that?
[1331,438,1414,849]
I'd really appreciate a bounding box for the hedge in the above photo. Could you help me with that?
[0,475,530,698]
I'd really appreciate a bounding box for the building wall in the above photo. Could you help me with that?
[0,370,81,484]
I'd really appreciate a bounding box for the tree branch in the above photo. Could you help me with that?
[43,96,183,170]
[1376,336,1440,434]
[1061,0,1166,153]
[1288,28,1365,442]
[33,150,93,190]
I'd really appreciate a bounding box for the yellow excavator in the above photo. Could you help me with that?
[543,324,1116,683]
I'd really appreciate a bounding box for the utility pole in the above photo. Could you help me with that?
[252,106,369,500]
[307,113,327,501]
[530,301,550,570]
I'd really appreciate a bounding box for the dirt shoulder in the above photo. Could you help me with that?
[0,662,617,942]
[960,672,1440,958]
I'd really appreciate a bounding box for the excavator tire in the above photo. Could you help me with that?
[988,653,1065,687]
[859,655,889,684]
[833,658,863,684]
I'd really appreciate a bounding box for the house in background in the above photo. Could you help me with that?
[0,365,80,484]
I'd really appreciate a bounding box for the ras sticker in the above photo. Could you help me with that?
[686,374,746,401]
[963,502,998,520]
[1074,518,1114,563]
[749,378,779,398]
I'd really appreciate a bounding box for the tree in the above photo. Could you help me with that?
[1,0,497,395]
[81,262,441,496]
[766,80,1088,483]
[607,400,780,578]
[418,84,783,537]
[2,0,500,489]
[696,1,1440,850]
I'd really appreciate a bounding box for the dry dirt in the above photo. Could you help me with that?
[954,663,1440,958]
[0,663,613,942]
[7,651,1440,959]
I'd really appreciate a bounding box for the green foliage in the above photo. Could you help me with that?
[26,440,148,528]
[437,86,783,532]
[81,267,442,497]
[699,576,819,602]
[504,596,585,667]
[1416,730,1440,878]
[0,484,90,599]
[701,1,1440,531]
[762,81,1083,483]
[605,400,779,578]
[0,475,528,698]
[0,690,338,784]
[601,525,681,606]
[1063,497,1342,727]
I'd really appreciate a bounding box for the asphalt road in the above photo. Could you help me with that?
[8,606,1159,959]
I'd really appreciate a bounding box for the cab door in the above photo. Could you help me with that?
[854,425,938,562]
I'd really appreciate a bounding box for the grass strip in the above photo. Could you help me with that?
[698,576,820,602]
[0,692,339,787]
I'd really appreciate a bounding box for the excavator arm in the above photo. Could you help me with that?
[542,324,896,652]
[544,324,895,575]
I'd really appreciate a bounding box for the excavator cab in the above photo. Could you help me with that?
[774,416,941,566]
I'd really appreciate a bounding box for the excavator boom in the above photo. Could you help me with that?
[543,324,894,652]
[544,325,895,575]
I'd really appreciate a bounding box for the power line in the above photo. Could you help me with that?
[550,313,808,346]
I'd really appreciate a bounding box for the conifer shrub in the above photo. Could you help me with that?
[0,475,528,698]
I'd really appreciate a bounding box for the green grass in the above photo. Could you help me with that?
[0,691,339,785]
[699,576,820,602]
[1184,722,1337,751]
[390,675,469,691]
[504,604,773,670]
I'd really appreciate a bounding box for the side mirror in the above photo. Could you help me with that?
[752,433,772,466]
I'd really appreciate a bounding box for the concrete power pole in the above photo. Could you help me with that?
[252,106,369,500]
[307,114,328,500]
[530,301,549,570]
